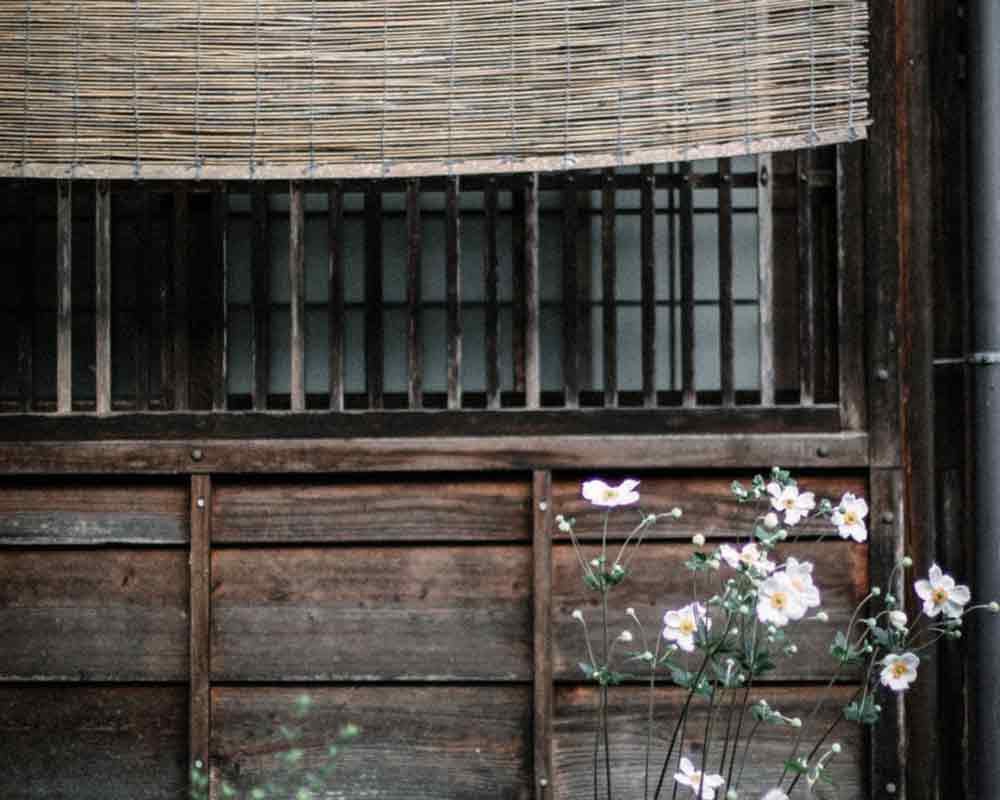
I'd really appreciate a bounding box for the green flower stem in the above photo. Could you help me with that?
[696,683,719,800]
[784,685,863,795]
[726,619,759,790]
[780,663,845,785]
[645,635,663,800]
[734,719,762,789]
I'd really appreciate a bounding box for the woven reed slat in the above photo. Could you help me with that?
[0,0,870,179]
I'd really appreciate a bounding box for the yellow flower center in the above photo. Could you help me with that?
[679,619,696,636]
[602,489,617,503]
[891,662,909,679]
[771,592,788,610]
[932,588,949,605]
[783,498,796,510]
[843,511,859,525]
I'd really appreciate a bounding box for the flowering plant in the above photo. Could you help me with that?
[559,470,998,799]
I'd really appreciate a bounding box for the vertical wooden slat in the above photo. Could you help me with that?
[532,470,554,800]
[562,175,579,408]
[189,475,212,794]
[446,175,462,410]
[171,189,190,411]
[484,177,501,409]
[640,165,656,407]
[837,142,867,429]
[524,174,541,408]
[718,157,735,406]
[757,154,775,406]
[251,187,271,411]
[328,183,344,412]
[16,183,35,411]
[134,191,152,411]
[211,186,228,412]
[56,180,72,414]
[366,184,384,410]
[797,150,816,406]
[679,162,696,407]
[95,180,112,415]
[512,182,527,395]
[289,181,306,412]
[405,179,423,409]
[601,169,617,408]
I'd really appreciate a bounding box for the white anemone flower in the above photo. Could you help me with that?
[831,493,870,542]
[663,603,711,653]
[780,557,821,609]
[756,574,808,627]
[879,652,920,691]
[914,564,971,618]
[581,478,640,508]
[719,543,776,575]
[761,791,789,800]
[766,483,816,526]
[674,757,725,800]
[888,610,908,630]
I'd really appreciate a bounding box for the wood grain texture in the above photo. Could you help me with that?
[94,180,112,415]
[211,686,532,800]
[551,541,867,682]
[718,157,735,407]
[641,165,656,408]
[212,478,531,543]
[758,154,775,406]
[0,686,187,800]
[446,175,462,410]
[601,168,617,408]
[524,173,541,407]
[836,142,867,431]
[797,150,816,407]
[289,181,306,412]
[406,178,423,408]
[211,545,532,681]
[533,471,555,798]
[552,685,864,800]
[551,474,868,541]
[679,162,695,407]
[190,475,213,780]
[0,482,188,545]
[56,180,72,414]
[0,549,188,680]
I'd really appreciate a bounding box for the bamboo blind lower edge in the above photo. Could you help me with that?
[0,126,868,180]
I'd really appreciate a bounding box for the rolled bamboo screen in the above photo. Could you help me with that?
[0,0,870,180]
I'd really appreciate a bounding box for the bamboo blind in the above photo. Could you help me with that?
[0,0,870,180]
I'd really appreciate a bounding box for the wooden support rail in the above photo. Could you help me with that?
[95,180,112,415]
[640,164,656,407]
[484,177,501,409]
[797,150,816,406]
[757,154,775,406]
[446,176,462,410]
[289,181,306,411]
[189,474,212,791]
[406,178,423,409]
[532,470,554,800]
[524,173,541,408]
[718,157,735,406]
[601,168,617,408]
[56,180,72,414]
[679,162,696,406]
[171,189,190,411]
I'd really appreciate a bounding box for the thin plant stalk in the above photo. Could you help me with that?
[784,686,862,794]
[695,683,719,800]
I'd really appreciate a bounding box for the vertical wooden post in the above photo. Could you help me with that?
[679,162,696,407]
[718,158,735,406]
[134,191,152,412]
[406,179,423,409]
[95,180,112,415]
[56,180,72,414]
[532,470,554,800]
[446,176,462,410]
[289,181,306,412]
[512,181,527,396]
[328,183,345,412]
[172,189,190,411]
[797,150,816,406]
[601,169,617,408]
[252,187,271,411]
[640,165,657,407]
[211,186,228,412]
[757,154,775,406]
[837,142,867,430]
[524,174,541,408]
[365,183,384,410]
[17,183,35,412]
[562,175,579,409]
[484,177,501,409]
[189,474,212,794]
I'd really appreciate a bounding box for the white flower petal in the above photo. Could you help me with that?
[914,579,932,600]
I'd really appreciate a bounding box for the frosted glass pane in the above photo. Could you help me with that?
[694,215,720,301]
[383,308,407,394]
[499,306,514,392]
[734,215,759,300]
[345,310,366,393]
[383,215,407,303]
[305,310,329,394]
[269,218,290,303]
[421,218,447,303]
[539,214,563,302]
[269,310,290,394]
[616,305,641,390]
[695,305,721,391]
[540,306,563,392]
[496,215,514,304]
[615,215,641,302]
[227,309,252,395]
[734,305,761,391]
[588,305,604,391]
[462,307,486,392]
[305,216,329,302]
[227,217,252,305]
[421,308,446,393]
[229,193,251,213]
[343,217,365,304]
[656,305,680,391]
[462,217,485,303]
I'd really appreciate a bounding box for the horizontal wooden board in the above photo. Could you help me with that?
[0,550,188,680]
[0,433,871,475]
[212,546,532,681]
[0,686,187,800]
[211,685,533,800]
[0,481,188,545]
[552,473,868,541]
[552,542,867,682]
[553,685,864,800]
[213,477,531,543]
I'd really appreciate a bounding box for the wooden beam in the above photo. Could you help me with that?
[485,177,501,409]
[641,165,656,407]
[601,169,617,408]
[95,180,112,415]
[524,174,541,408]
[56,180,72,414]
[289,181,306,412]
[328,182,345,412]
[719,157,735,406]
[446,176,462,410]
[532,470,554,800]
[837,142,867,430]
[757,154,775,406]
[512,180,527,395]
[679,162,696,407]
[797,150,816,406]
[406,178,423,409]
[562,175,579,409]
[189,474,212,794]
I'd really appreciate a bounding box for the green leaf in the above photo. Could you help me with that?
[783,758,809,775]
[579,662,595,679]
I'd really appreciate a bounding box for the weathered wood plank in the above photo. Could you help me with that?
[641,165,657,408]
[602,169,617,408]
[485,177,501,409]
[365,183,384,410]
[171,189,190,410]
[0,432,871,476]
[524,173,541,407]
[190,475,212,784]
[533,471,555,799]
[211,545,532,681]
[211,686,532,800]
[0,482,188,545]
[0,686,187,800]
[446,175,462,409]
[512,178,527,394]
[0,549,188,680]
[289,181,306,412]
[56,180,72,414]
[551,473,868,542]
[797,150,816,406]
[95,180,112,415]
[837,142,867,431]
[553,686,864,800]
[251,187,271,411]
[758,154,775,406]
[406,178,423,409]
[213,478,531,543]
[679,163,696,407]
[719,157,735,406]
[328,182,345,411]
[563,175,580,409]
[552,540,867,682]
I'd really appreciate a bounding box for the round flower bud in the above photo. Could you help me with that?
[888,610,908,630]
[763,512,779,529]
[671,507,683,519]
[786,644,799,655]
[626,607,637,617]
[571,609,584,622]
[831,743,842,755]
[989,601,1000,614]
[726,791,739,800]
[901,556,913,568]
[739,605,751,615]
[815,611,830,623]
[619,630,633,643]
[692,534,706,547]
[871,587,882,597]
[767,625,777,635]
[791,717,803,728]
[708,558,721,569]
[590,558,600,568]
